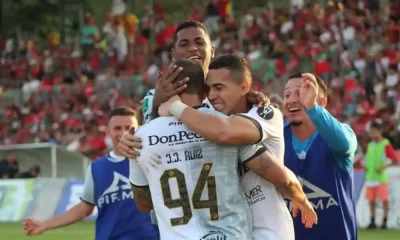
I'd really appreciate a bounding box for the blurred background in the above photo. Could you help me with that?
[0,0,399,239]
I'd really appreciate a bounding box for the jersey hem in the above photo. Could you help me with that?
[130,182,150,188]
[242,146,267,164]
[80,197,95,206]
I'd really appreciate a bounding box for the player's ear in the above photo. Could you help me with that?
[210,46,215,59]
[240,80,251,96]
[318,96,327,107]
[170,48,176,62]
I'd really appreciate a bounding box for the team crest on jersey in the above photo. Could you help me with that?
[200,230,227,240]
[257,106,274,120]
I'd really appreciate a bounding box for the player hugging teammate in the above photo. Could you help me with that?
[119,20,357,240]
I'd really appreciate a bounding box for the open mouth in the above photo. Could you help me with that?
[188,56,202,62]
[212,103,224,110]
[288,107,301,113]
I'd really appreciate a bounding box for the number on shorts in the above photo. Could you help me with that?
[160,163,219,226]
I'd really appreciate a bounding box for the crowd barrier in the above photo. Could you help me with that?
[1,167,400,229]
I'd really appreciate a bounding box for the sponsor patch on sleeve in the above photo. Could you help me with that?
[256,106,274,120]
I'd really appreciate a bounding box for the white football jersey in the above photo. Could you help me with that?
[239,106,294,240]
[141,89,213,124]
[130,107,263,240]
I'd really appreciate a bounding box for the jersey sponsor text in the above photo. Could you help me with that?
[285,177,339,210]
[98,172,132,208]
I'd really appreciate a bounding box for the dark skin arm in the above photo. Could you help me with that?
[131,184,153,213]
[151,66,188,119]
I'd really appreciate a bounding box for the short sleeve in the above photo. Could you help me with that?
[80,163,95,205]
[238,106,283,142]
[129,159,149,187]
[238,143,267,164]
[142,90,155,124]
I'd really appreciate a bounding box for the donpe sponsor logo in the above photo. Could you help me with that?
[148,131,204,146]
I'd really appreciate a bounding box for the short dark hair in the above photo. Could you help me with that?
[288,73,328,97]
[209,55,252,84]
[109,106,136,120]
[370,120,383,132]
[173,20,210,45]
[174,59,205,98]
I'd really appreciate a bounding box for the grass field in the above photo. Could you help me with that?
[0,221,399,240]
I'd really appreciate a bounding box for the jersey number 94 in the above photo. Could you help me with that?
[160,163,219,226]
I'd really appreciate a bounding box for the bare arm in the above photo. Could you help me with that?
[43,201,94,231]
[179,107,261,144]
[246,150,307,203]
[131,184,153,213]
[43,162,95,230]
[129,156,153,213]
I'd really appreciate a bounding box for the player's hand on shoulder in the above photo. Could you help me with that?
[158,95,182,117]
[292,198,318,229]
[118,128,142,159]
[23,218,47,235]
[247,90,270,107]
[138,153,162,171]
[154,65,188,107]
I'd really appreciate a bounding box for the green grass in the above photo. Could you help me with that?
[0,221,399,239]
[0,221,94,240]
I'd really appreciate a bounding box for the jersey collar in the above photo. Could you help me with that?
[193,103,209,109]
[107,151,126,163]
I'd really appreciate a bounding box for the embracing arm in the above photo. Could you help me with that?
[246,150,307,203]
[174,104,261,145]
[131,184,153,213]
[129,159,153,213]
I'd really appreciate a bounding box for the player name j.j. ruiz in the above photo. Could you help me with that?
[285,177,339,211]
[148,130,206,146]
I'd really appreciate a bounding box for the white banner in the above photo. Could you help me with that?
[0,179,35,222]
[356,167,400,228]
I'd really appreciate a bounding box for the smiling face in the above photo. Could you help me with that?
[283,77,308,126]
[171,26,215,74]
[206,68,248,115]
[106,115,138,151]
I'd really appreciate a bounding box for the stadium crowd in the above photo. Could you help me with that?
[0,0,399,162]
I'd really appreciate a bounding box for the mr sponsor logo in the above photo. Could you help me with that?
[148,131,205,146]
[200,230,227,240]
[285,177,339,211]
[245,185,265,206]
[98,172,133,208]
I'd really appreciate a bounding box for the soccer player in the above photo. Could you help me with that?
[158,55,316,240]
[364,120,397,229]
[283,73,358,240]
[137,20,266,127]
[23,107,159,240]
[130,59,315,240]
